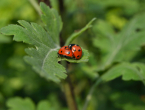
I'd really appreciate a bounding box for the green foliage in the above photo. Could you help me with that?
[92,13,145,85]
[7,97,55,110]
[93,0,139,15]
[1,0,145,110]
[0,2,91,83]
[0,0,37,27]
[40,3,62,45]
[110,92,145,110]
[0,34,11,43]
[0,2,66,83]
[0,0,37,44]
[93,13,145,69]
[65,18,96,46]
[7,97,35,110]
[102,62,145,85]
[37,101,51,110]
[59,18,96,63]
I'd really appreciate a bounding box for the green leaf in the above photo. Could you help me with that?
[102,62,145,85]
[0,2,66,83]
[37,100,51,110]
[93,20,115,54]
[93,13,145,69]
[93,0,139,15]
[40,2,62,45]
[7,97,35,110]
[65,18,96,46]
[37,96,60,110]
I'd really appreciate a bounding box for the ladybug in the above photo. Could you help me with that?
[68,44,82,60]
[58,46,73,58]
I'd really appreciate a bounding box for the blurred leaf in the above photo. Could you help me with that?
[93,20,115,54]
[9,77,23,90]
[37,100,51,110]
[0,2,66,83]
[0,34,11,43]
[106,9,127,29]
[8,56,25,71]
[0,92,4,103]
[102,62,145,85]
[123,104,145,110]
[47,93,61,109]
[95,0,139,15]
[81,65,98,78]
[0,0,37,27]
[93,13,145,69]
[7,97,35,110]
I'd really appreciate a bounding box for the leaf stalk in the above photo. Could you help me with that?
[82,78,102,110]
[65,18,96,46]
[29,0,42,16]
[61,61,78,110]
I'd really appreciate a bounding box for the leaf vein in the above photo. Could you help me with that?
[40,47,60,74]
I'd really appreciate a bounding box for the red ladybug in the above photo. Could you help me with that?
[58,46,73,58]
[68,44,82,60]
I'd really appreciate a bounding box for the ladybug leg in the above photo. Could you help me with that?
[57,52,59,57]
[64,55,68,58]
[73,56,76,59]
[58,55,61,63]
[58,61,61,63]
[58,57,62,63]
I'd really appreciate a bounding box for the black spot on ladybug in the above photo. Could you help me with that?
[65,47,69,50]
[77,55,79,57]
[61,51,62,53]
[74,49,76,51]
[67,51,70,54]
[78,49,81,52]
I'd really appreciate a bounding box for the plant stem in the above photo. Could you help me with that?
[58,0,77,109]
[58,0,65,15]
[61,61,78,110]
[38,0,51,7]
[29,0,42,16]
[82,78,102,110]
[63,75,78,110]
[65,18,96,46]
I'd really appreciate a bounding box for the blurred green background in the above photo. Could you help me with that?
[0,0,145,110]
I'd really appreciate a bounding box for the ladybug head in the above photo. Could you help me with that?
[68,44,76,49]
